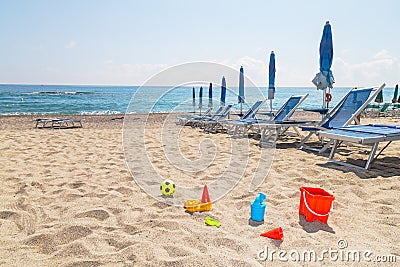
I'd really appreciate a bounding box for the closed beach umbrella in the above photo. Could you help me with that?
[268,51,276,112]
[398,85,400,103]
[238,66,245,115]
[220,76,226,106]
[392,84,398,103]
[375,89,383,103]
[208,83,213,108]
[312,21,334,109]
[192,87,196,112]
[199,86,203,114]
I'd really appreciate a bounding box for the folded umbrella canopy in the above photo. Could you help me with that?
[208,83,213,108]
[199,86,203,114]
[268,51,276,113]
[238,66,245,116]
[375,89,383,103]
[312,21,335,109]
[392,84,398,103]
[192,87,196,112]
[220,76,226,106]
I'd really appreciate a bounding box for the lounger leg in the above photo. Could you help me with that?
[319,140,333,154]
[365,143,379,170]
[298,132,314,148]
[329,140,339,160]
[292,126,302,137]
[373,141,391,161]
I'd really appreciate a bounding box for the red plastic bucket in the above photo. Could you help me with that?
[299,187,335,224]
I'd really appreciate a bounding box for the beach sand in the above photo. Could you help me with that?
[0,113,399,266]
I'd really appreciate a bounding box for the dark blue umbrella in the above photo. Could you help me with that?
[375,89,383,103]
[320,22,334,77]
[268,51,276,112]
[220,76,226,106]
[208,83,213,108]
[238,66,245,115]
[312,21,335,108]
[192,87,196,112]
[392,84,398,103]
[199,86,203,114]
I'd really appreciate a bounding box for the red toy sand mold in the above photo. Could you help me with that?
[260,227,284,241]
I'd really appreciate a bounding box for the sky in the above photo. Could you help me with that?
[0,0,399,87]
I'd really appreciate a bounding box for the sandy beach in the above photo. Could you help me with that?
[0,113,399,266]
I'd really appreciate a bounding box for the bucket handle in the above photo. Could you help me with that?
[302,191,333,217]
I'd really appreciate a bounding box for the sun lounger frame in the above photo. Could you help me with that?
[318,124,400,169]
[35,118,82,129]
[298,84,386,153]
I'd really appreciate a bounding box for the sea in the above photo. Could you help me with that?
[0,84,395,115]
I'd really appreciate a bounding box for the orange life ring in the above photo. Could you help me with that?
[325,93,332,103]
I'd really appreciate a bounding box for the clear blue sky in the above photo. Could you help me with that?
[1,0,399,87]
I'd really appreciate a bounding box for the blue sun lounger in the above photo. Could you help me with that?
[176,107,213,125]
[298,84,386,153]
[222,100,266,135]
[319,124,400,169]
[225,95,309,137]
[202,104,233,132]
[35,118,82,129]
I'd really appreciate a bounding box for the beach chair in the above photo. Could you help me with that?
[62,118,82,128]
[35,118,82,129]
[298,84,385,153]
[35,118,54,128]
[189,107,225,128]
[202,104,233,133]
[362,104,380,117]
[221,100,268,135]
[227,95,308,137]
[176,108,213,125]
[319,124,400,169]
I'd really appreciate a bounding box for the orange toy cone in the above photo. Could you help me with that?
[201,184,211,203]
[260,227,283,241]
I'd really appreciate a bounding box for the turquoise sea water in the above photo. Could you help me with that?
[0,84,395,115]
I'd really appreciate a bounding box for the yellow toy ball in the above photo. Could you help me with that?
[160,179,176,196]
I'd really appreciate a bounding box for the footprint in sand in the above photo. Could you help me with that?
[69,182,85,189]
[54,242,93,258]
[75,209,110,221]
[163,245,192,258]
[0,206,37,235]
[64,260,101,267]
[24,225,92,254]
[212,237,245,252]
[105,238,134,251]
[114,186,133,195]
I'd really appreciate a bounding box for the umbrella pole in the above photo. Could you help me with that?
[270,99,273,113]
[323,88,326,109]
[240,103,243,116]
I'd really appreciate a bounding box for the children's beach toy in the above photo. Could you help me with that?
[299,187,335,224]
[184,184,212,212]
[160,179,176,196]
[205,217,220,227]
[260,227,283,241]
[201,184,211,203]
[250,192,266,222]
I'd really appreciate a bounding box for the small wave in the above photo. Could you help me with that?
[78,110,124,115]
[28,91,94,95]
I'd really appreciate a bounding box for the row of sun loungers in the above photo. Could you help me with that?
[177,83,398,170]
[35,118,82,129]
[363,103,400,117]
